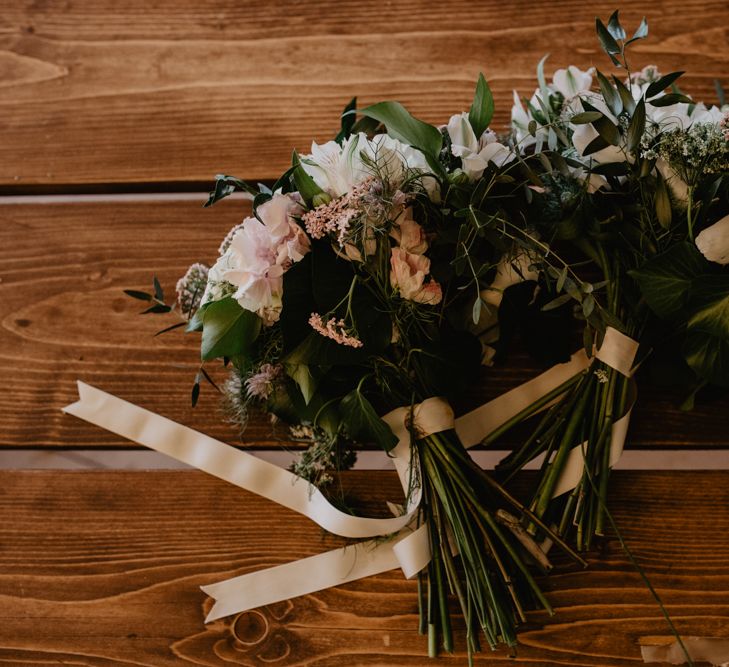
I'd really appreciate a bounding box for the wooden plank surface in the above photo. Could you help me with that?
[2,198,728,449]
[0,469,727,666]
[1,0,727,188]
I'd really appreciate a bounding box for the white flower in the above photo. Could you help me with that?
[301,132,438,200]
[205,192,309,325]
[552,66,594,99]
[569,94,626,164]
[447,112,514,180]
[302,133,369,197]
[480,250,539,308]
[696,214,729,265]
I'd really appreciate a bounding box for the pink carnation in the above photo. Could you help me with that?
[210,192,310,325]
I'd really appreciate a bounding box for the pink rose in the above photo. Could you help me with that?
[390,247,442,305]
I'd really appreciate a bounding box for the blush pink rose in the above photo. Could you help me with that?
[390,247,442,305]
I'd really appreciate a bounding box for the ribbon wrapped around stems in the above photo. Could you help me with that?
[63,326,638,622]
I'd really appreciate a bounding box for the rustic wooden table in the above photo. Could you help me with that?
[1,1,728,665]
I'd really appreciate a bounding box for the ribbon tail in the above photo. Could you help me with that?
[201,526,431,623]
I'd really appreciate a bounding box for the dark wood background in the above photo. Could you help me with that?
[0,1,727,665]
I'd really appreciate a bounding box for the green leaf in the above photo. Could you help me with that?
[339,389,398,451]
[607,10,626,40]
[191,376,201,407]
[142,303,171,314]
[204,174,258,207]
[124,289,153,301]
[596,70,623,117]
[334,97,357,145]
[628,17,649,43]
[468,73,495,138]
[613,76,636,114]
[570,111,604,124]
[655,171,672,229]
[593,116,620,145]
[285,363,320,404]
[582,134,610,156]
[645,71,685,99]
[359,101,443,159]
[596,17,621,55]
[627,98,646,153]
[153,276,164,301]
[527,119,538,137]
[200,297,261,362]
[536,54,550,102]
[292,151,326,203]
[542,293,572,311]
[648,93,693,107]
[684,331,729,387]
[629,243,706,318]
[684,276,729,386]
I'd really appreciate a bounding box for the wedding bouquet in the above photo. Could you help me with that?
[496,11,729,549]
[126,77,583,659]
[65,10,727,663]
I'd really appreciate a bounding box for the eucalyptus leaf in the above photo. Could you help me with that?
[645,71,685,99]
[596,70,622,117]
[655,171,672,229]
[570,111,604,124]
[124,289,153,301]
[582,134,610,156]
[613,77,636,114]
[596,17,621,55]
[200,297,261,362]
[627,98,646,153]
[648,93,693,107]
[607,10,626,40]
[340,389,398,451]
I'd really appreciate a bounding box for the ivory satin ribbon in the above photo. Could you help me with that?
[63,326,638,623]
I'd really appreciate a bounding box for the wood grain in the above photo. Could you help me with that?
[2,198,728,450]
[0,469,726,666]
[0,0,727,188]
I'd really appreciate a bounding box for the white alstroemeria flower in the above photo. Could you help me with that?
[696,214,729,265]
[447,112,514,180]
[205,192,309,325]
[511,89,547,150]
[302,133,369,197]
[552,66,594,99]
[366,134,439,200]
[569,94,626,164]
[302,132,439,201]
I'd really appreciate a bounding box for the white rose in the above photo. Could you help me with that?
[696,214,729,265]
